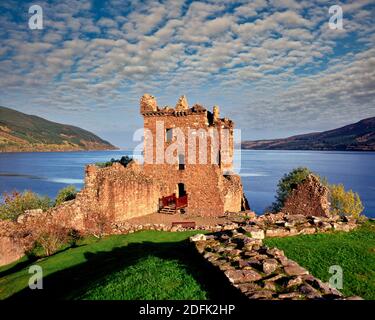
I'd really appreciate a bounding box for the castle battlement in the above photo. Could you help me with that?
[140,94,233,129]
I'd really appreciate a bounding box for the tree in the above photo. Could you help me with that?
[55,185,77,206]
[22,215,72,257]
[95,156,133,168]
[67,229,82,248]
[329,184,364,218]
[119,155,132,167]
[32,222,70,256]
[0,191,52,221]
[271,167,312,212]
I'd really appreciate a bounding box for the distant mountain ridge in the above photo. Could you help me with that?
[0,106,117,152]
[242,117,375,151]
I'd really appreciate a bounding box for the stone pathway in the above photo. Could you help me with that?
[190,225,362,300]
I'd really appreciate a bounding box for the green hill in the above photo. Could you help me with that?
[0,106,117,152]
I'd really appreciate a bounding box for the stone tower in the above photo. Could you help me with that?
[140,94,248,216]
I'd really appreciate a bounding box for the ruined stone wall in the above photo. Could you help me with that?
[142,96,234,175]
[31,162,165,232]
[8,157,243,231]
[143,111,216,165]
[0,221,24,266]
[190,222,360,300]
[80,163,164,221]
[143,163,245,216]
[282,175,330,217]
[221,174,244,213]
[143,163,223,216]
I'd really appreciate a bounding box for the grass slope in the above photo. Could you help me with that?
[0,231,240,300]
[78,256,206,300]
[1,225,373,300]
[0,106,116,151]
[264,221,375,300]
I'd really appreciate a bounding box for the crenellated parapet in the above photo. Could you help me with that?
[140,94,208,117]
[139,94,232,129]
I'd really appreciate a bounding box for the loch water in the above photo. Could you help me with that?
[0,150,374,217]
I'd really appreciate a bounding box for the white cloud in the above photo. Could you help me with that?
[0,0,374,140]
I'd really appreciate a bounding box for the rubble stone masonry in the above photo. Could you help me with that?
[282,175,330,217]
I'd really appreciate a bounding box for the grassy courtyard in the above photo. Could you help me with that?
[0,230,238,300]
[0,222,374,300]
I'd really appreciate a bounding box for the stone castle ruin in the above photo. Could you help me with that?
[41,94,249,226]
[139,94,249,216]
[81,94,249,220]
[0,95,250,265]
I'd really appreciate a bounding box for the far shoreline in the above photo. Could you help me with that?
[0,147,120,154]
[2,148,375,154]
[240,148,375,153]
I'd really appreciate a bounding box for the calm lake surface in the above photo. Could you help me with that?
[0,150,374,217]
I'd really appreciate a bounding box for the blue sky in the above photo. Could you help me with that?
[0,0,374,148]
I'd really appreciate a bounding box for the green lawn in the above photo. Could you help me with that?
[78,256,206,300]
[0,230,239,300]
[1,223,374,300]
[264,221,375,300]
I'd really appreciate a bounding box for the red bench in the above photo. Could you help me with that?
[171,221,196,229]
